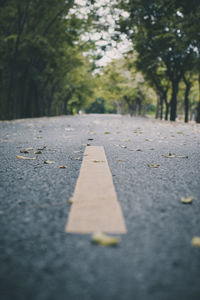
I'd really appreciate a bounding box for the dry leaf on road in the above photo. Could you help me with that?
[44,160,56,164]
[60,165,67,169]
[191,237,200,248]
[92,232,120,246]
[148,164,160,168]
[130,148,142,152]
[120,145,127,149]
[163,153,188,158]
[181,196,194,204]
[16,155,36,160]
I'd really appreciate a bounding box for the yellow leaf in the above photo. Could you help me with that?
[191,236,200,248]
[44,160,56,164]
[181,196,194,204]
[130,148,142,152]
[16,155,36,160]
[38,146,46,150]
[104,132,111,134]
[92,232,120,246]
[148,164,160,168]
[20,148,34,153]
[163,153,188,158]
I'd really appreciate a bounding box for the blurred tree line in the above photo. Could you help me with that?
[1,0,199,123]
[0,0,95,119]
[88,58,156,116]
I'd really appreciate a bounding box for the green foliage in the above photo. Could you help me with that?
[0,0,95,119]
[94,58,156,116]
[116,0,200,122]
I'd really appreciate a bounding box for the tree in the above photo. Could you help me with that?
[0,0,95,119]
[117,0,200,121]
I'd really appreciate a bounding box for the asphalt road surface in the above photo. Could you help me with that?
[0,114,200,300]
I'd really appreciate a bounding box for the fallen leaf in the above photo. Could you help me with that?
[34,151,42,154]
[191,236,200,248]
[120,145,127,149]
[48,148,56,151]
[177,131,183,134]
[44,160,56,164]
[60,165,67,169]
[74,157,81,161]
[181,196,194,204]
[38,146,46,150]
[92,160,105,163]
[20,147,34,153]
[117,160,124,162]
[92,232,120,246]
[104,132,111,134]
[148,164,160,168]
[163,153,188,158]
[16,155,36,160]
[130,148,142,152]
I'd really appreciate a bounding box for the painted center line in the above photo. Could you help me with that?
[65,146,127,234]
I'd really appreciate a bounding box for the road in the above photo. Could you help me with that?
[0,114,200,300]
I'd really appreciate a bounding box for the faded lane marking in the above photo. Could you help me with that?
[65,146,127,234]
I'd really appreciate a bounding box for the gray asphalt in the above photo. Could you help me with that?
[0,114,200,300]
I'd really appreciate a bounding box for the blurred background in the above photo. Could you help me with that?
[0,0,199,122]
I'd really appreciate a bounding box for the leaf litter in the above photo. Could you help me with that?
[163,153,188,158]
[92,232,120,246]
[60,165,67,169]
[181,196,194,204]
[16,155,36,160]
[44,160,56,164]
[191,237,200,248]
[148,164,160,168]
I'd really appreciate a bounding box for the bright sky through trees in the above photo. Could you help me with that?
[74,0,131,66]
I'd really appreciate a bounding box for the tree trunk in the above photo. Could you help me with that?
[196,73,200,123]
[184,82,190,123]
[170,81,179,121]
[155,94,160,119]
[165,102,169,120]
[160,95,163,120]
